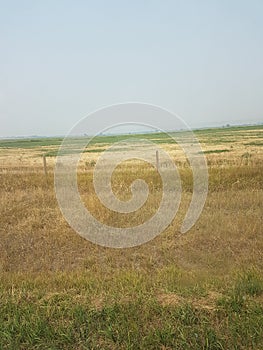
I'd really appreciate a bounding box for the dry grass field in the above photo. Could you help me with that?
[0,125,262,349]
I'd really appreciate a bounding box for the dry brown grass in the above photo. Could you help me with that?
[0,126,262,276]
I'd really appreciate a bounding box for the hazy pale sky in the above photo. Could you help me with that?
[1,0,262,137]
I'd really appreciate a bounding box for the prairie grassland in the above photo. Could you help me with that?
[0,126,262,349]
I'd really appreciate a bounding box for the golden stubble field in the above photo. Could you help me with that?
[0,125,262,349]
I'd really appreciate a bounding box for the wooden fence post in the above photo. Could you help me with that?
[156,150,159,171]
[43,155,48,181]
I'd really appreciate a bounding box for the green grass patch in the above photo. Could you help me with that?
[201,149,230,154]
[44,148,106,157]
[244,141,263,146]
[0,138,63,149]
[0,269,263,349]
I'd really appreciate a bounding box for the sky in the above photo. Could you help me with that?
[0,0,263,137]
